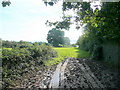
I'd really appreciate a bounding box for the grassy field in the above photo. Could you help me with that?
[44,47,90,66]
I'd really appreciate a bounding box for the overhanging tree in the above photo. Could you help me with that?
[2,0,11,7]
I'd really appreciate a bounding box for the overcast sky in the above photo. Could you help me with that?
[0,0,83,44]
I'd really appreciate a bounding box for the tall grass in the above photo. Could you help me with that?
[44,47,90,66]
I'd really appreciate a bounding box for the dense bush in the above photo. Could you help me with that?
[77,33,102,60]
[2,42,57,88]
[91,45,103,60]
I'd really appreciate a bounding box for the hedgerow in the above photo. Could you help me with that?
[2,43,57,88]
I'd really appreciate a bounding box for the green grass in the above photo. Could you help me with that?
[44,47,90,66]
[3,48,12,50]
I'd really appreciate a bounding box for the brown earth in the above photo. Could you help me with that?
[13,58,120,89]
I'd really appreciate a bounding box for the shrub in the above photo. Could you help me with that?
[2,44,57,88]
[91,45,103,60]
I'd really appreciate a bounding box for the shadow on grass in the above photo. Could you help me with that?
[74,48,91,58]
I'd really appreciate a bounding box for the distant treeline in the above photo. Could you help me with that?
[2,40,51,48]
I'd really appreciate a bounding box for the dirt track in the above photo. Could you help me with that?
[15,58,120,89]
[61,58,120,88]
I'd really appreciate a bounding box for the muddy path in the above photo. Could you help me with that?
[63,58,120,88]
[49,58,69,88]
[14,58,120,89]
[49,58,120,88]
[49,58,104,88]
